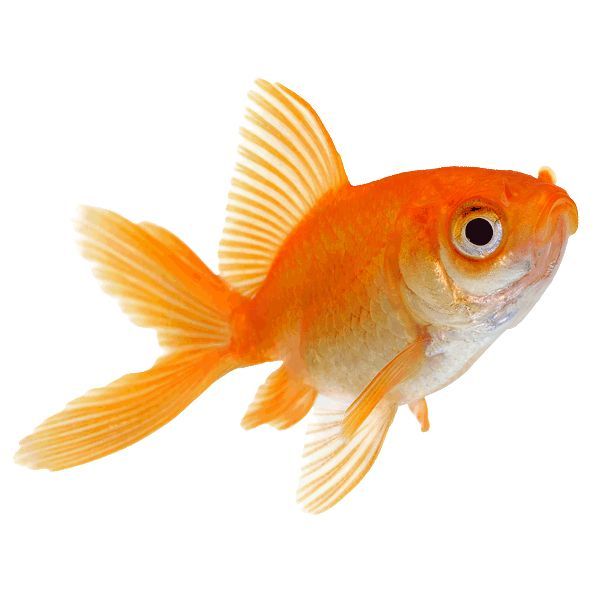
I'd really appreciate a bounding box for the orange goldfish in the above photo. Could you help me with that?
[16,80,578,513]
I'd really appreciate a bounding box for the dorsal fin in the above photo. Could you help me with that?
[219,80,349,296]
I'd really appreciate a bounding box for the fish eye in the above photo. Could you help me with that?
[465,218,494,246]
[451,205,503,259]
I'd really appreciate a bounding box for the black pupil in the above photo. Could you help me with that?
[465,218,494,246]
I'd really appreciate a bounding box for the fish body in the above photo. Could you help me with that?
[16,81,578,513]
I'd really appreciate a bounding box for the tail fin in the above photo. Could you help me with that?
[15,207,244,470]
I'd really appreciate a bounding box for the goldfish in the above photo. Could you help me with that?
[15,79,578,513]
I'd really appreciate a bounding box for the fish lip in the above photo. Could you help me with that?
[528,195,575,284]
[535,195,578,242]
[528,220,569,285]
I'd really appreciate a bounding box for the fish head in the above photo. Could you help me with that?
[395,167,578,331]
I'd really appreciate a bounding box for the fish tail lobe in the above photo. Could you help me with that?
[15,206,253,470]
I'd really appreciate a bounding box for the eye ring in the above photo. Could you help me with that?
[451,205,503,259]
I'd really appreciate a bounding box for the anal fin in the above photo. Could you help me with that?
[241,364,317,430]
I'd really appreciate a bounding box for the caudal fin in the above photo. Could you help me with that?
[16,207,244,470]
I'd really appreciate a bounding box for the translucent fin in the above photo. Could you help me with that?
[15,349,235,470]
[16,207,244,470]
[219,79,349,296]
[77,207,237,352]
[343,337,427,437]
[297,400,398,514]
[408,398,430,432]
[241,364,317,430]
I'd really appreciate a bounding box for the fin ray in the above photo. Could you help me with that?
[298,400,397,514]
[343,337,427,437]
[16,350,236,470]
[77,207,237,352]
[219,80,349,296]
[16,207,244,470]
[241,364,317,430]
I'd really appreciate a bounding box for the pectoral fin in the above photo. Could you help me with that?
[342,337,427,438]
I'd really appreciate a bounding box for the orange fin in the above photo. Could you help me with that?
[16,207,243,469]
[342,337,427,438]
[241,364,317,430]
[77,207,238,352]
[15,349,235,470]
[298,400,398,514]
[219,79,349,297]
[408,398,430,432]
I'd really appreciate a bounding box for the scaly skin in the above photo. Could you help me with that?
[243,167,577,406]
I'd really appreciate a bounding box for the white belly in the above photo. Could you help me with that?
[304,313,502,408]
[395,325,501,403]
[299,260,513,408]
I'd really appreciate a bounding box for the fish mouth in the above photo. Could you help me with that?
[484,197,574,323]
[483,210,571,332]
[536,195,578,243]
[529,194,576,282]
[521,216,569,299]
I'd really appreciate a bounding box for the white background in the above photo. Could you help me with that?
[1,1,599,598]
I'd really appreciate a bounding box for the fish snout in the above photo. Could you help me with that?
[536,195,578,242]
